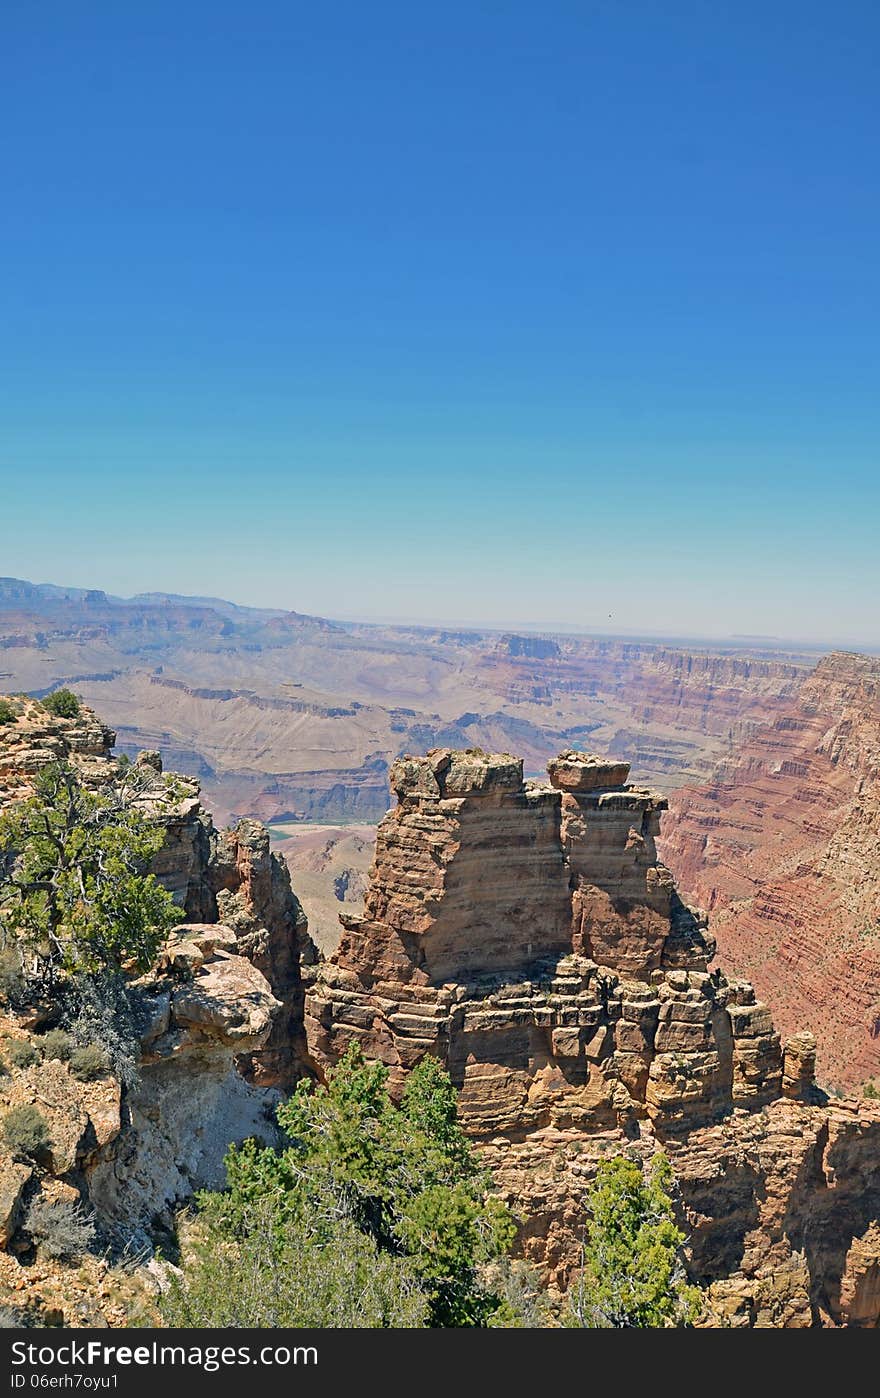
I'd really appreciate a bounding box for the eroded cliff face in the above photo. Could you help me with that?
[307,749,783,1130]
[85,925,284,1238]
[306,745,880,1327]
[0,698,316,1091]
[0,929,282,1268]
[0,699,317,1271]
[660,652,880,1092]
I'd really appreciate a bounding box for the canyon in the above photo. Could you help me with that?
[0,577,813,827]
[0,698,318,1324]
[2,577,838,1046]
[2,635,880,1324]
[661,652,880,1092]
[305,743,880,1326]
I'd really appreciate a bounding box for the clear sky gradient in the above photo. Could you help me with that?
[1,2,878,643]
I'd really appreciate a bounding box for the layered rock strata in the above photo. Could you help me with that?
[306,747,783,1131]
[661,651,880,1090]
[0,578,813,829]
[306,746,880,1326]
[5,696,880,1326]
[0,697,117,799]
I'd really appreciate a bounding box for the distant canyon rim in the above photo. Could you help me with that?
[1,576,879,1092]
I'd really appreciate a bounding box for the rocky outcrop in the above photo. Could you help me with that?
[86,931,282,1233]
[0,696,117,800]
[477,1092,880,1328]
[660,651,880,1091]
[200,819,316,1087]
[0,698,317,1260]
[306,745,880,1326]
[147,773,315,1087]
[307,748,781,1130]
[0,699,317,1089]
[0,932,280,1251]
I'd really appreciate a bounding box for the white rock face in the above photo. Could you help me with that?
[87,1059,280,1225]
[87,941,282,1229]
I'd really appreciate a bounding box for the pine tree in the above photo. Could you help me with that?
[568,1153,701,1328]
[165,1045,518,1328]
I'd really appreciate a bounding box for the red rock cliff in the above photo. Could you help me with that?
[660,652,880,1092]
[306,745,880,1326]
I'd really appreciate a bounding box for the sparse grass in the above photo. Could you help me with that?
[26,1197,96,1261]
[40,1028,73,1061]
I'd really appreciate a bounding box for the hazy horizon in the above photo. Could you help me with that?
[3,571,876,655]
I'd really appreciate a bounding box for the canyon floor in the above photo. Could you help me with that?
[272,822,373,955]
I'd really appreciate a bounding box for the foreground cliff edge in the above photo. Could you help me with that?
[1,699,879,1327]
[0,697,317,1324]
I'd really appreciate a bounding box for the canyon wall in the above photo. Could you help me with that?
[661,651,880,1091]
[306,745,880,1326]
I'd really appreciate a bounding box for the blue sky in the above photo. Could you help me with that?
[1,1,878,643]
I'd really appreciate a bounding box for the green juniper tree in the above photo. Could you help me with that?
[568,1153,701,1328]
[0,762,179,1085]
[163,1045,518,1328]
[41,689,80,719]
[0,761,177,988]
[160,1185,429,1329]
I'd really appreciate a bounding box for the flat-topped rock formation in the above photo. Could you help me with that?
[547,749,632,791]
[307,747,785,1131]
[306,746,880,1325]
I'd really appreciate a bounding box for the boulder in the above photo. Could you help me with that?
[0,1161,31,1249]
